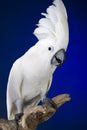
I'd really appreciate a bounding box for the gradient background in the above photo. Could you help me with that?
[0,0,87,130]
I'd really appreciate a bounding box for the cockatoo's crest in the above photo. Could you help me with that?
[33,0,68,45]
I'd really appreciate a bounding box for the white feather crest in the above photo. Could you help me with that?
[33,0,68,41]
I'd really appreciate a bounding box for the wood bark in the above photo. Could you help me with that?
[0,94,71,130]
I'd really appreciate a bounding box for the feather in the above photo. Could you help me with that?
[33,0,68,41]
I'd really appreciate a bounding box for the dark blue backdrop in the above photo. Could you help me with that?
[0,0,87,130]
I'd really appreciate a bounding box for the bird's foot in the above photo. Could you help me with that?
[43,98,57,110]
[15,113,24,130]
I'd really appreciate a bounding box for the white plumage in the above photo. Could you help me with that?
[6,0,69,120]
[34,0,68,43]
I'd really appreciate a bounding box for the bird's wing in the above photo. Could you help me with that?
[33,0,68,43]
[7,59,23,120]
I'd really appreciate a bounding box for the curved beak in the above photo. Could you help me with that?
[51,49,66,66]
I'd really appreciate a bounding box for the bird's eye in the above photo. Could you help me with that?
[48,46,54,52]
[48,47,52,51]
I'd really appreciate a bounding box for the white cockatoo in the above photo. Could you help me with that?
[6,0,69,120]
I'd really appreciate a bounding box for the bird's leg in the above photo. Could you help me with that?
[41,94,57,110]
[15,99,24,130]
[43,97,57,109]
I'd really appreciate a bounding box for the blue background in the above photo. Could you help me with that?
[0,0,87,130]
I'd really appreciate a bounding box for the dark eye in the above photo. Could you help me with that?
[48,46,54,52]
[48,47,52,51]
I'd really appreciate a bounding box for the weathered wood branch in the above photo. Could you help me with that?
[0,94,71,130]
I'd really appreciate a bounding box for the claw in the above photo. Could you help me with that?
[15,113,24,130]
[43,98,57,110]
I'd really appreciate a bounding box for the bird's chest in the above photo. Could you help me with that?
[23,61,52,82]
[22,65,52,99]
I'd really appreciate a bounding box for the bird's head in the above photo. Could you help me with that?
[34,37,67,73]
[33,0,69,73]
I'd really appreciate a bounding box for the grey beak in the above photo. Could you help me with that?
[51,49,66,66]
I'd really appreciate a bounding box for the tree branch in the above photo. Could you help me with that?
[0,94,71,130]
